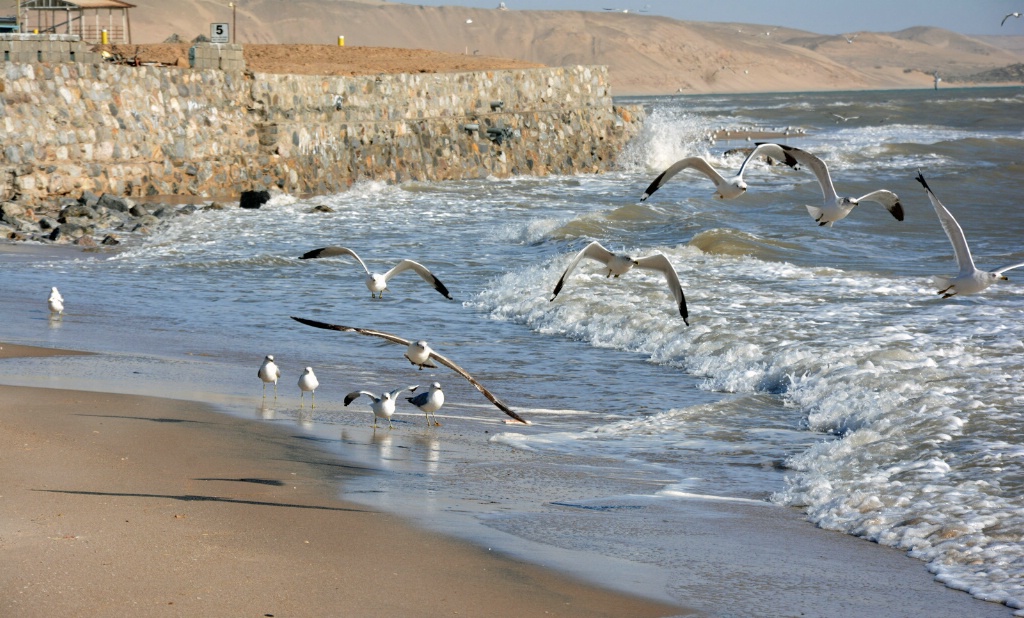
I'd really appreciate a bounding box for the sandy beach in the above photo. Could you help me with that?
[0,344,689,617]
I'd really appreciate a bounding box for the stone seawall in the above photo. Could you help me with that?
[0,60,644,206]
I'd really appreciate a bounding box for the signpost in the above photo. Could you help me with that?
[210,23,229,44]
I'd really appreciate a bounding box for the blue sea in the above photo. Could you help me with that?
[2,87,1023,616]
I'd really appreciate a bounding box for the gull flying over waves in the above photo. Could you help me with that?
[344,385,418,429]
[290,317,527,424]
[915,170,1024,298]
[754,143,903,226]
[1002,12,1022,26]
[640,142,797,201]
[298,366,319,408]
[299,246,453,300]
[47,286,64,315]
[831,113,859,123]
[406,382,444,426]
[258,354,281,399]
[549,241,689,324]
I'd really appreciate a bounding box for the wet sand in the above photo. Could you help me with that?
[0,345,690,617]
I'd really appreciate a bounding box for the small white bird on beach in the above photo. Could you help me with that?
[754,143,904,227]
[47,287,64,315]
[344,385,418,429]
[1002,12,1022,26]
[298,366,319,408]
[640,142,796,202]
[549,241,689,324]
[406,382,445,426]
[915,171,1024,298]
[299,246,453,300]
[258,355,281,399]
[290,317,528,424]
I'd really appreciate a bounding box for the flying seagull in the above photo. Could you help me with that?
[915,171,1024,298]
[345,386,418,429]
[258,354,281,399]
[640,142,797,201]
[1002,12,1022,26]
[844,33,859,44]
[298,366,319,408]
[290,317,527,424]
[550,241,689,324]
[47,287,64,315]
[831,113,859,123]
[407,382,445,426]
[299,246,453,300]
[755,143,903,226]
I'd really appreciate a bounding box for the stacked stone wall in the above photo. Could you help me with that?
[0,59,644,205]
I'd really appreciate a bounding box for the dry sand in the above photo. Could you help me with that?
[0,344,689,617]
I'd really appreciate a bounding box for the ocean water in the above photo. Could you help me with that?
[1,87,1023,615]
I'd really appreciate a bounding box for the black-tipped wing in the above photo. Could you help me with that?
[633,253,689,324]
[344,390,377,406]
[407,391,430,407]
[641,157,726,201]
[291,316,413,347]
[299,246,371,275]
[915,171,975,275]
[551,241,614,299]
[427,350,527,424]
[384,260,453,299]
[856,189,903,221]
[770,144,838,202]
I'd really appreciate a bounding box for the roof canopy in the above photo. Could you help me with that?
[20,0,136,43]
[21,1,136,9]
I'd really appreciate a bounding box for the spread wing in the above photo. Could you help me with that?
[641,157,726,201]
[299,246,371,275]
[633,253,689,324]
[551,241,614,299]
[856,189,904,221]
[427,350,528,424]
[291,316,413,347]
[741,142,799,177]
[994,262,1024,276]
[389,385,419,399]
[772,144,839,203]
[915,171,975,275]
[383,260,454,299]
[344,390,378,406]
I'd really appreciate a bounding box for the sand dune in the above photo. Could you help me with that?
[12,0,1024,94]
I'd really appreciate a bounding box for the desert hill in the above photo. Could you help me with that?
[8,0,1024,94]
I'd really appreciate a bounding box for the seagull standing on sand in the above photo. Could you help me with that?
[406,382,445,426]
[754,143,903,226]
[298,366,319,408]
[47,287,64,315]
[290,317,528,424]
[344,386,418,429]
[550,241,689,324]
[640,142,797,202]
[299,246,453,300]
[258,355,281,399]
[1002,12,1022,26]
[915,171,1024,298]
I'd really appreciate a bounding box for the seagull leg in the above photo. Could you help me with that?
[262,383,267,398]
[387,418,394,429]
[311,392,315,409]
[300,392,305,408]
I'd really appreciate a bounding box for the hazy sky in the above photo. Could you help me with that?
[393,1,1024,36]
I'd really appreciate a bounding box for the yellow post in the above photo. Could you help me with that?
[338,35,344,47]
[101,29,109,45]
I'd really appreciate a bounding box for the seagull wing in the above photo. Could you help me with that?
[389,385,419,399]
[915,171,976,275]
[994,261,1024,276]
[641,157,725,201]
[738,142,799,177]
[427,349,527,424]
[344,390,378,406]
[382,260,454,299]
[291,316,413,347]
[551,241,615,299]
[775,145,839,203]
[633,253,689,324]
[299,246,371,275]
[406,390,430,407]
[1002,13,1020,26]
[856,189,904,221]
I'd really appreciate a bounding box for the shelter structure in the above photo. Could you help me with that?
[18,0,134,44]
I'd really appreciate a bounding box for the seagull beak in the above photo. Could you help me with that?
[1001,275,1009,281]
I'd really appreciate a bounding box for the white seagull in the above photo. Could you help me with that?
[291,317,528,424]
[299,246,453,300]
[258,354,281,399]
[47,287,64,315]
[755,143,903,226]
[915,171,1024,298]
[640,142,797,202]
[831,113,859,123]
[406,382,445,426]
[345,385,418,429]
[549,241,689,324]
[298,366,319,408]
[1002,12,1022,26]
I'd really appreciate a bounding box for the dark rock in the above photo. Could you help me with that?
[310,204,334,213]
[128,204,150,217]
[38,217,58,230]
[203,201,226,211]
[74,235,96,247]
[78,191,100,207]
[239,190,271,209]
[98,193,131,212]
[60,203,97,219]
[101,234,120,246]
[48,227,62,242]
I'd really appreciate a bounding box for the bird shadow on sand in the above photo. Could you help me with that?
[74,413,208,424]
[34,489,368,513]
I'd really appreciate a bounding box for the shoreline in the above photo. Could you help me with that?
[0,344,690,617]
